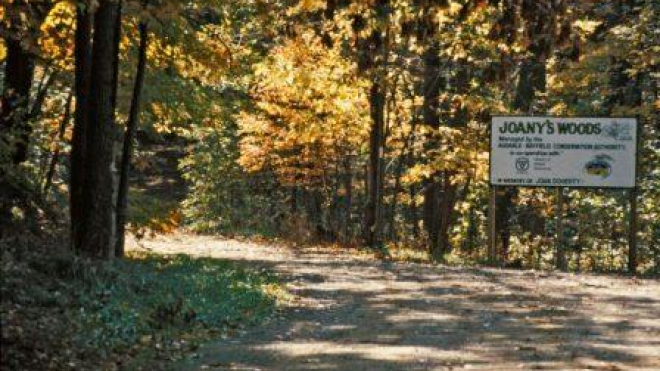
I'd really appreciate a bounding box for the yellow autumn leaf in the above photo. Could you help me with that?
[0,39,6,62]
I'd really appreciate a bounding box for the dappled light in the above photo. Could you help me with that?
[1,0,658,369]
[128,236,660,371]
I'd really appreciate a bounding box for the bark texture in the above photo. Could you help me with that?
[70,3,93,250]
[1,38,35,164]
[115,21,149,257]
[76,0,121,258]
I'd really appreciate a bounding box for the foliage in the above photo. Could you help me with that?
[180,122,289,236]
[238,33,369,187]
[0,237,283,370]
[171,0,660,273]
[2,2,659,369]
[2,0,658,272]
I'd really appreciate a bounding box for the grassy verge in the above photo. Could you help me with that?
[1,237,284,371]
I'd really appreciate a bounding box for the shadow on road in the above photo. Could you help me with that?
[152,241,660,371]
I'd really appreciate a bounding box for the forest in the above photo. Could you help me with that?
[1,0,659,370]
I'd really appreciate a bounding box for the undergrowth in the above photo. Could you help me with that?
[1,236,284,371]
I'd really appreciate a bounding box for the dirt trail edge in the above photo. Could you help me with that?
[129,235,660,371]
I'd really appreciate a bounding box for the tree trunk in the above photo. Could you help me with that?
[343,157,352,244]
[1,38,36,164]
[110,0,123,111]
[29,69,58,122]
[355,0,389,250]
[421,38,442,260]
[70,2,94,250]
[389,157,404,241]
[76,0,121,259]
[408,185,419,238]
[423,181,441,260]
[438,172,458,257]
[115,21,148,257]
[0,38,36,233]
[290,187,298,213]
[497,58,546,262]
[43,91,74,194]
[364,80,386,248]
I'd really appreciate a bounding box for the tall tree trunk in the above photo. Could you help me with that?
[0,1,54,236]
[110,0,123,111]
[77,0,121,259]
[1,38,35,164]
[70,2,94,250]
[355,0,389,250]
[364,80,386,248]
[115,21,148,257]
[0,38,36,234]
[421,38,443,260]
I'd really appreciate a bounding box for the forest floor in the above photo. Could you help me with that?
[127,234,660,371]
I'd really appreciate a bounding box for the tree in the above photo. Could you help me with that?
[419,1,444,261]
[353,1,390,250]
[70,0,93,250]
[115,20,149,257]
[74,0,122,258]
[488,0,571,267]
[237,33,368,238]
[1,38,36,164]
[0,1,52,164]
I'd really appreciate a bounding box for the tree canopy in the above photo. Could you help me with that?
[1,0,658,272]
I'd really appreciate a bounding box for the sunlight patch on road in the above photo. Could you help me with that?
[386,310,461,323]
[251,341,484,363]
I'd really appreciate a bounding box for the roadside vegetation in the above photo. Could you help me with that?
[1,0,658,369]
[1,235,284,371]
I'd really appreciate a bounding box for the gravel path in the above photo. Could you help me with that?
[130,235,660,371]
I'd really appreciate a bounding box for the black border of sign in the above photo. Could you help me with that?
[489,115,639,190]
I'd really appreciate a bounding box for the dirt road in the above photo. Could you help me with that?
[131,235,660,371]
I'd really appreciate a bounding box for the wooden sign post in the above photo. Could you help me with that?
[556,187,567,271]
[628,178,638,273]
[488,185,497,265]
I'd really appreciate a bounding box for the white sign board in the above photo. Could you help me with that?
[490,116,637,188]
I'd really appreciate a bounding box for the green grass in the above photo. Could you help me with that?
[1,243,284,370]
[77,253,281,347]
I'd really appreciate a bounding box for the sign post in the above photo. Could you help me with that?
[556,187,567,271]
[489,116,638,271]
[628,185,638,273]
[488,185,497,264]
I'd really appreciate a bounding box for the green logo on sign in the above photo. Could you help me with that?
[584,155,613,178]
